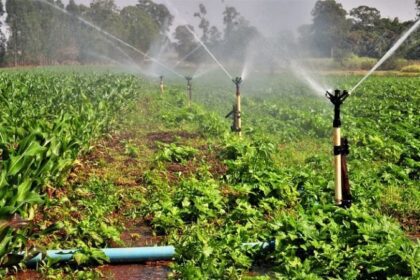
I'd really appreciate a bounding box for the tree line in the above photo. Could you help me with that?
[2,0,172,65]
[299,0,420,63]
[0,0,419,67]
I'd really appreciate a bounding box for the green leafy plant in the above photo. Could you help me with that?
[155,143,198,163]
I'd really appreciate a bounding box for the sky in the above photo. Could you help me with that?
[64,0,418,36]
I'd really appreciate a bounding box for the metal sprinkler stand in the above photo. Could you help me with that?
[159,75,164,94]
[326,89,352,208]
[225,77,243,136]
[185,76,192,106]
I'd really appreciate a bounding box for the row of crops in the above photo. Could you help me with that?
[0,70,144,265]
[139,75,419,278]
[0,69,418,279]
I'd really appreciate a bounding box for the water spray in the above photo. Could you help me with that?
[185,76,193,106]
[164,0,233,80]
[225,77,243,136]
[350,18,420,94]
[36,0,183,79]
[325,90,352,208]
[160,75,164,94]
[173,45,202,69]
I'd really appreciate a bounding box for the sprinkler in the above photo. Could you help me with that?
[326,90,352,208]
[185,76,192,106]
[159,75,164,94]
[225,77,243,136]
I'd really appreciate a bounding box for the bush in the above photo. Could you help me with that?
[400,64,420,73]
[380,58,409,70]
[303,56,378,71]
[343,55,377,70]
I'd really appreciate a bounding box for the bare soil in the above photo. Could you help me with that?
[9,128,214,279]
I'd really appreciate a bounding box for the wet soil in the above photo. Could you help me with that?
[100,262,170,280]
[9,128,210,279]
[146,131,198,147]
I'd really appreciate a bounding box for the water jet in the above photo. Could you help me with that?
[35,0,183,79]
[173,45,202,69]
[164,0,233,80]
[350,18,420,94]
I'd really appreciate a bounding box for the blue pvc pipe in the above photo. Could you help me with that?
[26,246,176,266]
[25,241,274,266]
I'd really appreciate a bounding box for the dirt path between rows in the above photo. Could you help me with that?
[10,127,205,279]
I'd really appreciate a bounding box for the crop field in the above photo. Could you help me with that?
[0,69,418,279]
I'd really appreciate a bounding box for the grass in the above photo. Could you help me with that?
[401,64,420,73]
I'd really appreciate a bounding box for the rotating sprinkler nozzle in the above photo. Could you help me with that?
[326,90,352,208]
[225,77,243,136]
[159,75,164,94]
[185,76,193,106]
[233,77,243,87]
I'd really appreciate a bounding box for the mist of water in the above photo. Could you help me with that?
[83,50,123,65]
[291,62,328,95]
[350,18,420,94]
[99,36,143,69]
[193,64,219,79]
[36,0,183,78]
[241,62,250,81]
[164,0,233,80]
[173,44,203,69]
[146,37,172,77]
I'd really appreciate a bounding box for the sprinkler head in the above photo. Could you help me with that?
[232,77,242,86]
[185,76,192,82]
[325,89,349,106]
[160,75,164,81]
[326,90,349,128]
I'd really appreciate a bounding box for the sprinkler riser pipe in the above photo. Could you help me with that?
[185,77,192,105]
[233,77,242,136]
[326,89,349,206]
[160,76,164,94]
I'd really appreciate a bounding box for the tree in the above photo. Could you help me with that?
[223,6,240,40]
[6,0,44,65]
[194,4,210,43]
[208,26,222,46]
[120,6,160,52]
[136,0,174,33]
[416,0,420,18]
[173,25,200,62]
[66,0,80,14]
[347,6,382,57]
[80,0,126,62]
[0,1,6,64]
[310,0,350,58]
[350,6,381,29]
[222,6,259,60]
[85,0,124,35]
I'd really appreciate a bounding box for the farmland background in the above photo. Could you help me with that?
[0,0,418,279]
